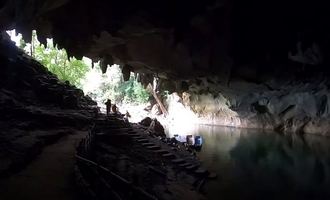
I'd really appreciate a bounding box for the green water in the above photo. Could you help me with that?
[166,125,330,200]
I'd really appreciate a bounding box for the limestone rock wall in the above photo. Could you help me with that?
[166,77,330,136]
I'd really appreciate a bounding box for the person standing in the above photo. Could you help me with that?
[105,99,111,116]
[124,110,131,123]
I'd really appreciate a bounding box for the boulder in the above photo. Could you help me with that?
[148,118,165,138]
[139,117,152,126]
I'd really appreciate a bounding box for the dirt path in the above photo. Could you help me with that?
[0,132,87,200]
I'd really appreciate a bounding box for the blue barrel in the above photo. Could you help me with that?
[194,136,203,146]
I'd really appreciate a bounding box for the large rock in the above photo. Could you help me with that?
[148,118,166,138]
[139,117,152,126]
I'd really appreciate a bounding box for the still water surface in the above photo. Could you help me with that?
[166,124,330,200]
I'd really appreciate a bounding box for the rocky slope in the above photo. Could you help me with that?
[0,34,97,177]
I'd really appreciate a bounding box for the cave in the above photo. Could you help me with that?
[1,0,330,200]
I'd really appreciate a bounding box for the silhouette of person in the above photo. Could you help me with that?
[125,110,131,118]
[105,99,111,116]
[124,110,131,123]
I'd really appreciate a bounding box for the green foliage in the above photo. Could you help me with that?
[119,76,150,104]
[14,30,150,105]
[99,65,124,103]
[84,65,150,105]
[21,31,89,88]
[18,37,26,49]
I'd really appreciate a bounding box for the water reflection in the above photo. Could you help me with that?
[166,125,330,200]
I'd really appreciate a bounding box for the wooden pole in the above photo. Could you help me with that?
[147,83,168,116]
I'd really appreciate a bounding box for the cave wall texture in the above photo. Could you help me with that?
[1,0,330,81]
[1,0,330,135]
[0,32,97,176]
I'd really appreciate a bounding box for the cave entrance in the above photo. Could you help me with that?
[82,64,151,122]
[7,29,152,121]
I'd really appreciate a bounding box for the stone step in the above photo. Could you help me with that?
[105,133,128,137]
[171,158,185,164]
[98,127,126,131]
[153,149,169,154]
[194,168,208,176]
[96,132,128,137]
[127,133,140,137]
[102,132,129,136]
[95,120,123,124]
[162,153,175,159]
[127,130,138,134]
[146,145,161,150]
[185,165,199,171]
[132,136,144,139]
[178,163,190,168]
[106,128,132,131]
[137,139,149,143]
[141,142,155,147]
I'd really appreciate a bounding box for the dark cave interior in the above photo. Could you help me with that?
[2,0,330,80]
[1,1,330,200]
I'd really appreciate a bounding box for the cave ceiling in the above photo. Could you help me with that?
[1,0,330,81]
